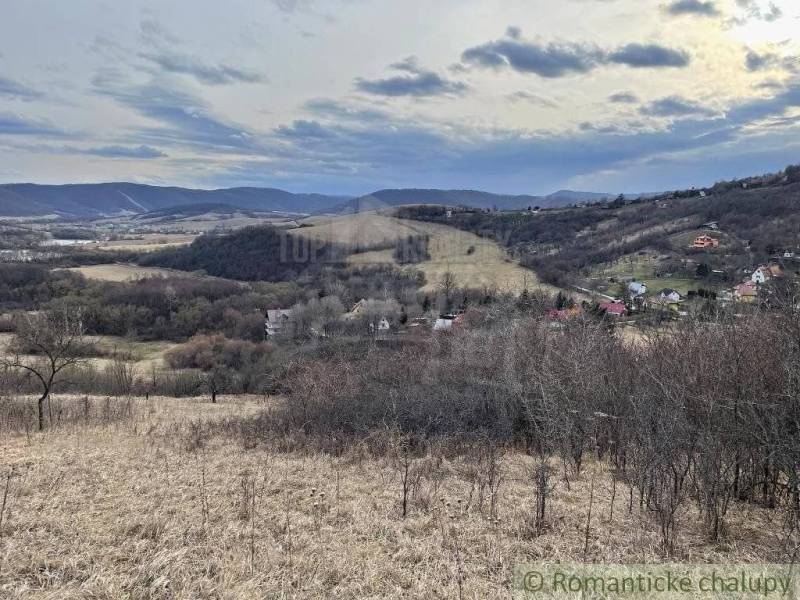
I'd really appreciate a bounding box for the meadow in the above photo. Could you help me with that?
[0,394,781,599]
[295,213,552,294]
[60,264,198,283]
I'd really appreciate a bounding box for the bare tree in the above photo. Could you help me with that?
[1,310,87,431]
[202,365,230,404]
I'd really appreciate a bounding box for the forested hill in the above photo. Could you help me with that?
[140,225,347,282]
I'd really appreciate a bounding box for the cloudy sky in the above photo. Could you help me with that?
[0,0,798,195]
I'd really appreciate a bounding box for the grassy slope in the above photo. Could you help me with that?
[60,264,198,283]
[295,213,552,293]
[0,396,780,598]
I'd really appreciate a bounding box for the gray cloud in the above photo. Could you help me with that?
[140,50,265,85]
[275,119,335,139]
[745,49,798,74]
[92,75,261,153]
[663,0,720,16]
[746,49,778,71]
[356,57,467,97]
[731,0,783,24]
[136,19,264,86]
[608,44,690,68]
[0,75,42,101]
[609,91,640,104]
[304,98,389,123]
[0,113,65,136]
[640,96,717,117]
[507,91,558,108]
[83,145,167,159]
[462,39,603,77]
[462,31,690,77]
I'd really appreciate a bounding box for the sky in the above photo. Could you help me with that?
[0,0,798,195]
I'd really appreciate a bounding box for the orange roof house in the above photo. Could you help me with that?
[692,235,720,249]
[734,281,758,303]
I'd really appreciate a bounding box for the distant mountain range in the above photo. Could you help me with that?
[0,183,349,218]
[0,182,617,218]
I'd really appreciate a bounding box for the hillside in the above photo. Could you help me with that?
[399,174,800,293]
[294,213,549,293]
[140,225,347,282]
[336,188,614,213]
[0,183,349,218]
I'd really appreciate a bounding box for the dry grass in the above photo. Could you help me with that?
[396,220,553,294]
[95,234,196,252]
[0,395,783,599]
[59,264,198,283]
[0,333,177,376]
[296,213,554,294]
[295,213,420,248]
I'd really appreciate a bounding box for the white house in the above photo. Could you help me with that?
[265,309,296,337]
[369,317,391,333]
[433,317,454,331]
[751,268,768,284]
[628,281,648,297]
[655,288,682,302]
[751,264,782,284]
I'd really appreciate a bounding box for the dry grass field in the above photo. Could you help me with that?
[296,213,554,294]
[95,234,197,252]
[294,213,421,248]
[0,395,783,599]
[60,264,198,283]
[0,333,177,377]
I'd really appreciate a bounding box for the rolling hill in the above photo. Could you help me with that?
[336,188,615,213]
[0,183,349,218]
[0,182,617,218]
[398,169,800,293]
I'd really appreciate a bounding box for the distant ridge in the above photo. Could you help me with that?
[336,188,614,213]
[0,182,622,218]
[0,183,349,218]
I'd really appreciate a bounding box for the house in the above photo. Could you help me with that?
[369,317,392,339]
[649,296,682,312]
[628,281,648,297]
[434,316,455,331]
[734,281,758,303]
[599,301,626,317]
[265,309,296,337]
[751,265,782,284]
[692,235,720,249]
[751,267,768,284]
[656,288,682,303]
[701,221,719,231]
